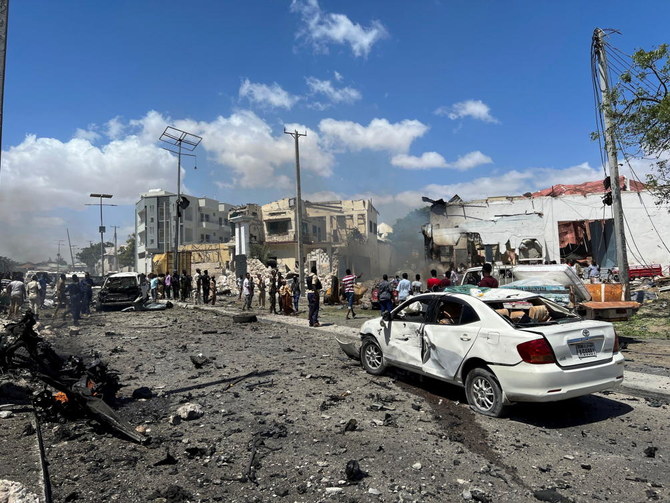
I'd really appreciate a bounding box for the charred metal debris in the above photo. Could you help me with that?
[0,310,146,443]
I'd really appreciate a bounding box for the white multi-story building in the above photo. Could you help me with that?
[135,189,234,273]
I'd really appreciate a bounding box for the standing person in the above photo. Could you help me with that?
[38,274,48,308]
[209,275,217,305]
[164,271,172,300]
[242,273,253,310]
[376,274,393,315]
[150,273,159,301]
[26,275,41,318]
[427,269,441,291]
[277,272,286,313]
[292,274,301,313]
[180,270,189,301]
[268,270,278,314]
[341,269,361,320]
[279,279,294,315]
[306,266,322,327]
[7,276,26,319]
[66,274,82,325]
[477,263,499,288]
[438,272,451,290]
[411,274,422,294]
[193,269,202,304]
[202,270,210,304]
[53,273,67,320]
[171,271,180,300]
[448,263,459,285]
[80,272,94,315]
[237,275,244,300]
[396,272,412,303]
[257,274,266,308]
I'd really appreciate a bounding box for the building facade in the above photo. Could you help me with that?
[135,189,234,273]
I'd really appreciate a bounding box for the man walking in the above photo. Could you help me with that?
[257,274,266,308]
[53,273,67,320]
[7,276,26,319]
[411,274,422,294]
[193,269,202,304]
[164,271,172,300]
[341,269,361,320]
[27,275,41,318]
[268,270,278,314]
[242,273,253,310]
[202,270,210,304]
[171,270,180,300]
[396,272,412,303]
[180,270,190,302]
[66,274,82,325]
[427,269,441,291]
[307,266,322,327]
[80,272,94,315]
[376,274,393,315]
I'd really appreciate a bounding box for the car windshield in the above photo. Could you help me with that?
[104,277,137,292]
[484,295,580,327]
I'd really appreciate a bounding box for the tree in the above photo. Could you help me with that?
[0,256,18,274]
[118,234,136,269]
[77,242,113,270]
[605,44,670,205]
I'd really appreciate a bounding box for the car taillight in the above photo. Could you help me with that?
[517,338,556,364]
[613,332,620,353]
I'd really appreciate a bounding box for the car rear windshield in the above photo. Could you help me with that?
[485,296,579,327]
[105,277,137,291]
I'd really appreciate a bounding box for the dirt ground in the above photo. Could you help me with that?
[1,300,669,503]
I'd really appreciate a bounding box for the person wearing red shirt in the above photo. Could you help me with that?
[426,269,441,291]
[478,263,499,288]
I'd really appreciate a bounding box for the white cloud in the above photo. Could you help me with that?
[306,77,361,105]
[239,79,299,109]
[333,71,343,81]
[291,0,388,57]
[435,99,499,124]
[391,152,447,169]
[319,117,429,153]
[304,190,343,202]
[391,150,492,171]
[105,116,126,139]
[74,127,100,142]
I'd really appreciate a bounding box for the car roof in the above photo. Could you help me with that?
[107,272,140,278]
[416,288,539,303]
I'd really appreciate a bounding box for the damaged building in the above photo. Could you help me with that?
[422,177,670,269]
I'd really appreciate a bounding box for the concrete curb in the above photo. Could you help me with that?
[616,371,670,401]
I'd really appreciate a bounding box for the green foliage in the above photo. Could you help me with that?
[118,234,136,268]
[605,44,670,206]
[0,256,18,274]
[77,242,113,269]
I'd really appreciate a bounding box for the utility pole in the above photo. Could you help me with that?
[284,129,307,296]
[159,126,202,272]
[0,0,8,187]
[55,239,64,275]
[87,193,115,276]
[66,228,75,269]
[593,28,630,299]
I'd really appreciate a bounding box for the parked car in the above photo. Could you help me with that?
[96,272,141,311]
[460,265,514,287]
[358,289,623,417]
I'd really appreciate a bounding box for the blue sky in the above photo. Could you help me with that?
[1,0,669,261]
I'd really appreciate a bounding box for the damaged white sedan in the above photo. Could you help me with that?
[358,289,624,417]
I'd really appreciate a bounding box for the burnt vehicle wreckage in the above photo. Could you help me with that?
[1,310,146,444]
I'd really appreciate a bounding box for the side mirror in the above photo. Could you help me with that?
[382,311,392,322]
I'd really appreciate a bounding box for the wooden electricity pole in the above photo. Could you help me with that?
[593,28,630,298]
[285,129,307,296]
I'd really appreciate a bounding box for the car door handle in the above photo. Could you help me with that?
[460,335,471,341]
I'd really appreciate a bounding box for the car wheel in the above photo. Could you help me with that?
[360,337,386,375]
[465,367,505,417]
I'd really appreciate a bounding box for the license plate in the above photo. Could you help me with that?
[576,342,596,359]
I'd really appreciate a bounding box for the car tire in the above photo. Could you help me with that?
[360,337,386,375]
[233,314,257,323]
[465,367,505,417]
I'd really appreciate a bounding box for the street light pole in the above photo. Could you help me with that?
[159,126,202,273]
[89,193,114,276]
